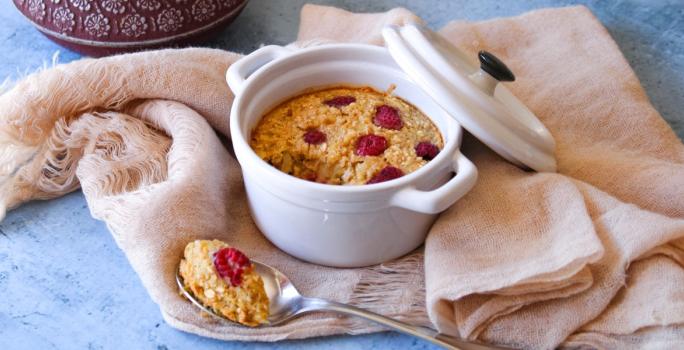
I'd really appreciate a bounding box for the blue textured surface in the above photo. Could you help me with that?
[1,1,682,349]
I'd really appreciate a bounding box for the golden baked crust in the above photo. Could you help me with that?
[250,86,443,185]
[179,240,269,327]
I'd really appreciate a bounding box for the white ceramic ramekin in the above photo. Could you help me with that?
[227,44,477,267]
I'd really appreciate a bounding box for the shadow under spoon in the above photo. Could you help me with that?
[176,260,513,350]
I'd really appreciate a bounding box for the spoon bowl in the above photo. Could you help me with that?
[254,261,308,326]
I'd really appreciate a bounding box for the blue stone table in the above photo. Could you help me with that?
[1,1,682,349]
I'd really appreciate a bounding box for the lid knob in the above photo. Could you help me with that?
[469,50,516,95]
[478,50,515,82]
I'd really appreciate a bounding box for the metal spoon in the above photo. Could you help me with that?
[176,260,512,350]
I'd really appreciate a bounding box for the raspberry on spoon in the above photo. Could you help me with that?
[213,247,251,287]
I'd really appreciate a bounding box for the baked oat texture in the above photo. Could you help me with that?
[179,240,269,327]
[250,87,443,185]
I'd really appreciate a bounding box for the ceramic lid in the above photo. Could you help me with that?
[382,24,557,172]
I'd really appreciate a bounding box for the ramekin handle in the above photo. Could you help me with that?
[226,45,293,95]
[390,152,478,214]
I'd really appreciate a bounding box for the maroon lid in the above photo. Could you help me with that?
[13,0,248,57]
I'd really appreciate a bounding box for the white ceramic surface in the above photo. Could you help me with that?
[383,24,557,172]
[227,44,478,267]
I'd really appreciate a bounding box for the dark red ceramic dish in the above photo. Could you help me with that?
[12,0,248,57]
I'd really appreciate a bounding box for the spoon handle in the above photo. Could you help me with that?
[300,297,511,350]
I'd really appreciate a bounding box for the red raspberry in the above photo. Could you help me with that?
[415,141,440,160]
[367,166,404,184]
[213,247,251,287]
[355,134,388,156]
[304,129,326,145]
[373,105,403,130]
[324,96,356,107]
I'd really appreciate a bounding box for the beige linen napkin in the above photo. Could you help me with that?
[1,4,683,349]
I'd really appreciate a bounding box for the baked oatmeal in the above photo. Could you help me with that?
[250,86,443,185]
[179,240,269,327]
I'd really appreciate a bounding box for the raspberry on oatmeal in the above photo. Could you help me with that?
[355,134,388,156]
[367,166,404,184]
[303,129,327,145]
[250,86,443,185]
[415,141,440,161]
[374,105,403,130]
[324,95,356,107]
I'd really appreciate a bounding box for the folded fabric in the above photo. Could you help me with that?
[1,4,682,349]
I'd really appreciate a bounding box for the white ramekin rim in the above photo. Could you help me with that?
[229,44,462,199]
